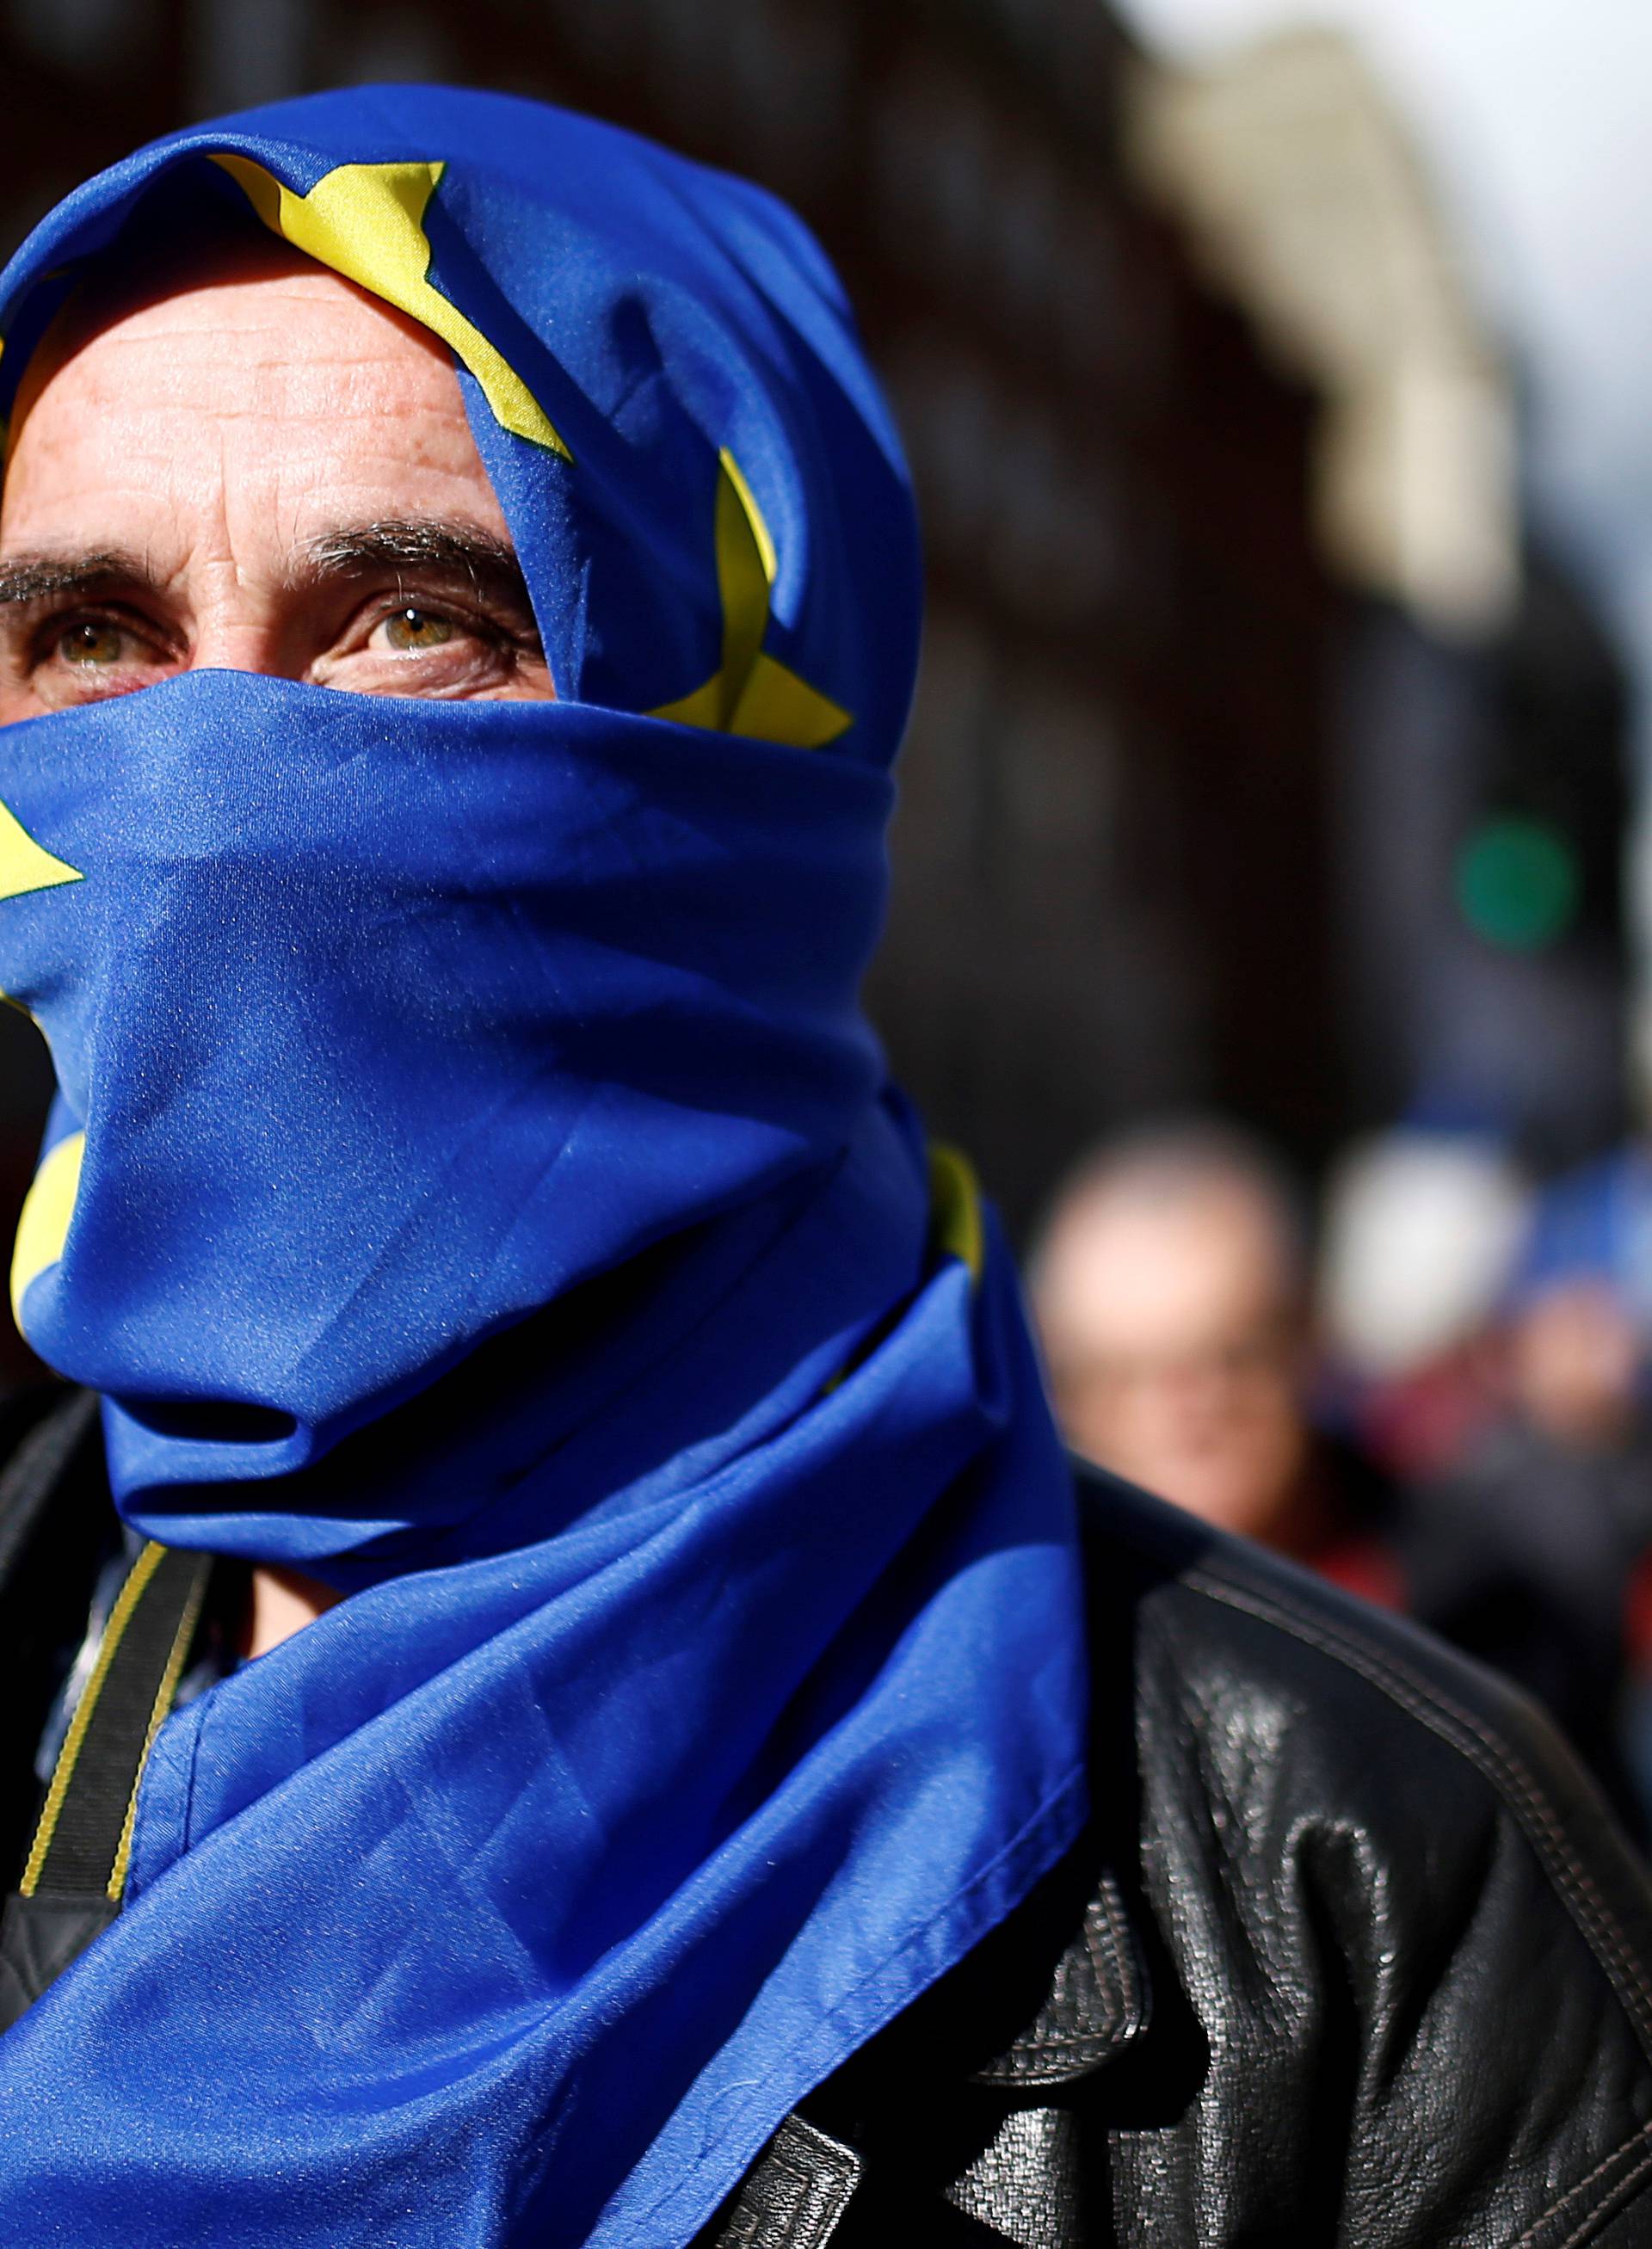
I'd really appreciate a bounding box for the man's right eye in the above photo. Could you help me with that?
[19,609,172,710]
[57,619,127,667]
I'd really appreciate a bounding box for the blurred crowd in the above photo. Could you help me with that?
[1028,1117,1652,1840]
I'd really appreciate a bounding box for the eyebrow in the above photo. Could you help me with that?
[0,551,147,607]
[0,520,540,635]
[302,521,538,626]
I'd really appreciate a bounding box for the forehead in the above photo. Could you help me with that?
[13,232,458,424]
[1,243,502,548]
[1041,1180,1296,1351]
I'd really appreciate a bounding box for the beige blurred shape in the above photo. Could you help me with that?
[1128,25,1518,639]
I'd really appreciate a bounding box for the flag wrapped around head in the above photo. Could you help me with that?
[0,83,922,763]
[0,88,1086,2249]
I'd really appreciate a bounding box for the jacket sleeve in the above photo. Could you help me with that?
[1141,1541,1652,2248]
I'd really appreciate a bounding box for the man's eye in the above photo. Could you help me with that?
[378,607,458,654]
[57,619,127,667]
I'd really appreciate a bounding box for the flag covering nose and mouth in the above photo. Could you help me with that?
[0,88,1087,2249]
[0,106,868,1337]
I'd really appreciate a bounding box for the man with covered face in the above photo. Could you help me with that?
[0,85,1648,2249]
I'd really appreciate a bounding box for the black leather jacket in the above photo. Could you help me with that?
[4,1394,1652,2245]
[701,1468,1652,2246]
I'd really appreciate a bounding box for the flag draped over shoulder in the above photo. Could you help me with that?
[0,89,1088,2248]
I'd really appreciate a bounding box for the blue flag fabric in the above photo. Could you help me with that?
[0,89,1088,2247]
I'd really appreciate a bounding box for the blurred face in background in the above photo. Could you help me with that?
[1508,1279,1643,1453]
[1033,1174,1311,1539]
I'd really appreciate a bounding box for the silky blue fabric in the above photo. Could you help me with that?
[0,91,1088,2247]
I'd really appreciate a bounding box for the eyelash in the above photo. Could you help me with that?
[354,595,538,657]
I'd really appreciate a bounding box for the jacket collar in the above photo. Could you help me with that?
[706,1858,1153,2245]
[971,1868,1151,2087]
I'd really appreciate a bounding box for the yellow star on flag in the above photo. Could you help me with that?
[213,154,568,459]
[0,801,82,1328]
[0,798,81,903]
[650,450,851,750]
[10,1131,83,1329]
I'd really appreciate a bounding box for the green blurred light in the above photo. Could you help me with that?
[1455,816,1580,952]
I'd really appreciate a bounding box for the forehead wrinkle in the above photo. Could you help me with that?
[12,262,465,468]
[26,343,458,427]
[25,235,441,372]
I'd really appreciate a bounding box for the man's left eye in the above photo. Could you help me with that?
[377,607,458,653]
[59,620,127,667]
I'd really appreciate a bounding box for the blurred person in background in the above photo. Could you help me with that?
[1299,1118,1652,1834]
[1030,1119,1403,1604]
[1033,1118,1652,1833]
[1319,1129,1652,1833]
[1411,1253,1652,1836]
[1515,1133,1652,1829]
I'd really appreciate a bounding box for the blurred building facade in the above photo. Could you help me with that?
[0,0,1345,1285]
[1135,28,1635,1173]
